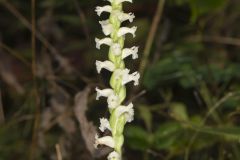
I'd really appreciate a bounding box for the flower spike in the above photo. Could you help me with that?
[94,0,139,159]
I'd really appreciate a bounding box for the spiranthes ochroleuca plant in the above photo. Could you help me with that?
[94,0,139,159]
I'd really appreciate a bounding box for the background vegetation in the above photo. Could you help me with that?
[0,0,240,159]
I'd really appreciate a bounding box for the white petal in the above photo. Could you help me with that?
[122,70,140,86]
[99,118,111,132]
[118,26,137,37]
[115,69,140,86]
[95,5,112,16]
[99,20,113,36]
[112,10,135,23]
[108,151,120,160]
[95,87,114,100]
[96,60,115,73]
[118,12,135,22]
[94,134,115,148]
[122,46,139,59]
[111,43,122,56]
[115,103,134,122]
[95,38,112,49]
[107,94,120,109]
[104,0,113,3]
[115,0,132,4]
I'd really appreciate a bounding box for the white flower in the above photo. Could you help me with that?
[95,5,112,16]
[95,88,119,108]
[117,0,133,3]
[117,11,135,23]
[106,0,132,5]
[99,118,111,132]
[99,20,114,36]
[107,94,120,109]
[96,60,115,73]
[94,134,115,148]
[118,26,137,37]
[95,37,112,49]
[95,87,114,100]
[122,46,139,59]
[107,151,120,160]
[122,70,140,86]
[115,69,140,86]
[115,103,134,122]
[111,43,122,56]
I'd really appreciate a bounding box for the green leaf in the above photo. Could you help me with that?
[153,122,182,150]
[191,125,240,140]
[138,105,152,131]
[170,103,189,121]
[143,57,182,89]
[125,126,152,151]
[189,0,227,22]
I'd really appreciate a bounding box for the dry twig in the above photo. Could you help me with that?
[139,0,165,78]
[187,35,240,47]
[0,89,4,124]
[55,144,63,160]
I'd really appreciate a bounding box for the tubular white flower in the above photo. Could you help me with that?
[112,0,133,5]
[99,20,114,36]
[117,12,135,23]
[122,70,140,86]
[96,87,119,109]
[95,37,113,49]
[107,94,120,109]
[95,87,114,100]
[118,0,133,3]
[115,69,140,86]
[95,5,112,16]
[117,26,137,37]
[96,60,115,73]
[111,43,122,56]
[115,103,134,122]
[94,134,115,148]
[104,0,113,3]
[99,118,111,132]
[107,151,121,160]
[122,46,139,59]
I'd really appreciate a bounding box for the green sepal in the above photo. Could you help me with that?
[118,86,126,103]
[110,111,125,154]
[109,50,116,64]
[110,109,126,135]
[110,72,117,89]
[114,134,124,154]
[116,114,126,135]
[119,37,124,48]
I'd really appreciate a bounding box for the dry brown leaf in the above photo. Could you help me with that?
[0,65,25,94]
[74,87,96,154]
[74,87,112,158]
[49,83,77,134]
